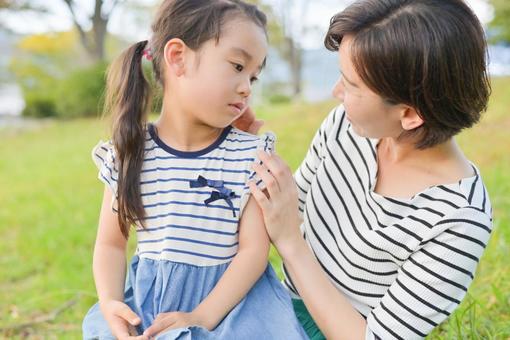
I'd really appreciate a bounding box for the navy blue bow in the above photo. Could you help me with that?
[190,175,237,217]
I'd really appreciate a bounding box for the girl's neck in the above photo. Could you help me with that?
[154,101,224,152]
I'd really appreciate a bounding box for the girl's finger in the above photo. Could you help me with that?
[248,180,271,211]
[143,316,175,337]
[252,162,280,195]
[114,303,141,326]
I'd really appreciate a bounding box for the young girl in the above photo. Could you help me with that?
[82,1,307,339]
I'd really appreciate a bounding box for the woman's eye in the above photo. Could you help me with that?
[250,76,259,83]
[233,63,244,72]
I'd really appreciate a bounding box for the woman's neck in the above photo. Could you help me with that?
[380,137,474,180]
[154,100,223,152]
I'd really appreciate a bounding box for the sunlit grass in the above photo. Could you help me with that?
[0,78,508,338]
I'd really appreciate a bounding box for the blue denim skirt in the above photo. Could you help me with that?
[82,255,308,339]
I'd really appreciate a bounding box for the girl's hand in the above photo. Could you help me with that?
[101,300,147,339]
[248,150,303,255]
[232,106,264,134]
[143,311,206,337]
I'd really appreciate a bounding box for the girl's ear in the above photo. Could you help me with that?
[163,38,187,77]
[399,105,424,131]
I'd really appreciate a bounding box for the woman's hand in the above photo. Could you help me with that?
[248,150,303,255]
[101,300,147,339]
[143,311,207,337]
[232,107,264,134]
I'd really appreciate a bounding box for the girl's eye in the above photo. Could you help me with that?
[233,63,244,72]
[250,76,259,84]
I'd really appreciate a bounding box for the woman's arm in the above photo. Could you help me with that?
[249,151,366,340]
[143,196,270,336]
[360,207,492,339]
[93,186,145,338]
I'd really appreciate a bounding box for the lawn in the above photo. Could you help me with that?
[1,78,509,338]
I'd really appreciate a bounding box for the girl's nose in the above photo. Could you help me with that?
[332,77,344,102]
[238,78,252,97]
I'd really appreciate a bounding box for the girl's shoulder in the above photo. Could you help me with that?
[225,127,276,154]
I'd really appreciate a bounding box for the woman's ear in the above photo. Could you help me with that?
[400,106,424,131]
[163,38,187,77]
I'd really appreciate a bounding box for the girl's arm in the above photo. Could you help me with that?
[249,151,367,340]
[143,196,270,336]
[93,186,145,338]
[193,196,270,329]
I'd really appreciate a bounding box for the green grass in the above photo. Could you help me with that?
[1,78,509,338]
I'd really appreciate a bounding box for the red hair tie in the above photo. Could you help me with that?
[143,48,153,61]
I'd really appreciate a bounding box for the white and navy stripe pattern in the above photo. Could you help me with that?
[284,106,493,339]
[92,125,274,267]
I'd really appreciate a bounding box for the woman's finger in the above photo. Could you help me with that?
[256,150,280,172]
[252,162,280,195]
[247,119,264,134]
[257,150,292,184]
[272,154,295,187]
[248,180,271,211]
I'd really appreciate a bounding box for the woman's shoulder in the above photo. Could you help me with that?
[426,164,491,215]
[412,166,493,242]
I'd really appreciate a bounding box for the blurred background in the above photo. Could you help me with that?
[0,0,509,338]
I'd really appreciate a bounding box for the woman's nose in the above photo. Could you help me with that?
[332,78,344,102]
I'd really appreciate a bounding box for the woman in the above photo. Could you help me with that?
[243,0,493,338]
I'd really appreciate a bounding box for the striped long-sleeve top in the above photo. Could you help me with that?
[283,106,493,339]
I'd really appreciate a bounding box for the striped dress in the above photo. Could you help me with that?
[284,106,493,339]
[83,124,308,339]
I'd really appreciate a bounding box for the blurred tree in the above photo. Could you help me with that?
[0,0,126,62]
[244,0,307,97]
[0,0,47,30]
[490,0,510,43]
[61,0,123,62]
[10,31,84,117]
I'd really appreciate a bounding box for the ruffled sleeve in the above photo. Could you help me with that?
[239,131,276,214]
[91,140,119,211]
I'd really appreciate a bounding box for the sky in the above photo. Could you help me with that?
[0,0,496,50]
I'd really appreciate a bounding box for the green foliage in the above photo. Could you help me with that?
[490,0,510,43]
[9,30,127,119]
[55,62,107,118]
[22,92,58,118]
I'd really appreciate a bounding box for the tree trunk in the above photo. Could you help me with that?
[63,0,112,62]
[286,37,302,97]
[91,0,107,61]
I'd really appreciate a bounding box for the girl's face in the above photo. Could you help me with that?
[332,35,403,139]
[177,18,268,128]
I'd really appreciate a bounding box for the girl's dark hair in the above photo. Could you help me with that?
[325,0,491,149]
[104,0,267,238]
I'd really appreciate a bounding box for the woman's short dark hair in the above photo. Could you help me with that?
[325,0,491,149]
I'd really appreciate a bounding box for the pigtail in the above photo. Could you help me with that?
[104,40,152,238]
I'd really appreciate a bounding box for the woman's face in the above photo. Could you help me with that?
[332,35,404,139]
